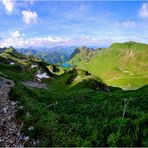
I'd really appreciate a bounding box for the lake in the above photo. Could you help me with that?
[60,62,72,68]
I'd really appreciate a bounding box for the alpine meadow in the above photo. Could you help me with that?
[0,1,148,147]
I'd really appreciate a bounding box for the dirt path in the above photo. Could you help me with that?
[0,77,25,147]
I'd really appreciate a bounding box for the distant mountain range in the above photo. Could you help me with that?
[2,41,148,90]
[17,46,77,64]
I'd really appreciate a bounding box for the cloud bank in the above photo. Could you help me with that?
[0,31,146,49]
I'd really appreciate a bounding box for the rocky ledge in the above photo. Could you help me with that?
[0,77,26,147]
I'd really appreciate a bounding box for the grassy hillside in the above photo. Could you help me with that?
[10,70,148,147]
[0,46,148,147]
[69,42,148,90]
[0,47,65,80]
[0,47,42,65]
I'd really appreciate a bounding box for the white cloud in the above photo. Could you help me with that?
[0,36,69,48]
[22,10,39,25]
[10,31,25,38]
[2,0,15,13]
[0,34,147,49]
[115,21,137,29]
[139,3,148,18]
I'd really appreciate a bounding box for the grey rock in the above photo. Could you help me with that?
[24,136,30,142]
[3,107,8,114]
[28,126,34,131]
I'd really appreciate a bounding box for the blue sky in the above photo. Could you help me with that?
[0,0,148,48]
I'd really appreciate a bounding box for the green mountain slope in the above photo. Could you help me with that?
[0,46,148,147]
[0,47,42,65]
[70,46,100,65]
[10,70,148,147]
[0,47,65,81]
[69,42,148,89]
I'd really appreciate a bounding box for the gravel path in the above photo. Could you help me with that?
[0,77,25,147]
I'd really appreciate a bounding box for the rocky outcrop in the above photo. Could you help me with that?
[0,77,25,147]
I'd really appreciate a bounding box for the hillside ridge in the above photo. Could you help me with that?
[69,41,148,89]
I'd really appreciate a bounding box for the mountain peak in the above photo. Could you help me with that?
[69,46,94,59]
[4,47,18,54]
